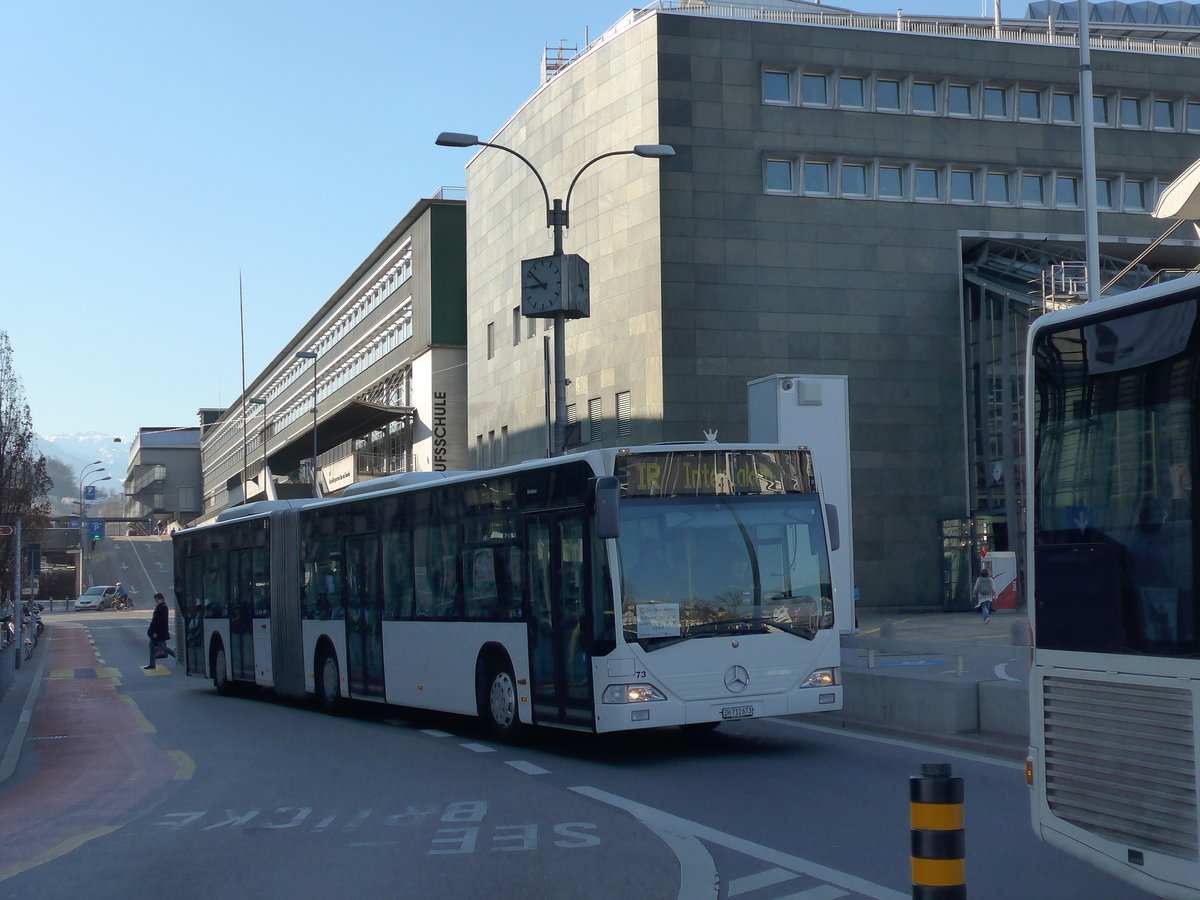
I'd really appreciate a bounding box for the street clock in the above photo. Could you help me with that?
[521,253,590,319]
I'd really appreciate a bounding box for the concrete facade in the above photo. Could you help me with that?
[199,195,467,520]
[124,427,202,528]
[461,5,1200,611]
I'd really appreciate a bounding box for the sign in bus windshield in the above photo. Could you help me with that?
[616,449,814,497]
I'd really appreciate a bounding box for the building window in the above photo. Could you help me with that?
[763,69,792,103]
[803,161,831,194]
[951,169,976,202]
[912,81,938,113]
[915,167,941,200]
[948,84,973,116]
[527,317,536,339]
[1093,94,1111,125]
[616,391,632,437]
[512,307,521,346]
[1052,92,1076,122]
[1120,96,1143,127]
[486,322,495,360]
[841,163,868,196]
[983,86,1007,118]
[839,75,865,108]
[1021,173,1045,205]
[875,78,901,110]
[1154,99,1175,129]
[765,158,795,193]
[1056,175,1079,206]
[1124,179,1146,210]
[987,172,1011,204]
[1019,89,1042,120]
[1096,178,1113,209]
[879,165,905,198]
[1188,102,1200,131]
[802,73,828,104]
[500,426,509,466]
[588,398,603,444]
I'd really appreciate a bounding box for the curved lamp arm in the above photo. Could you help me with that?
[436,131,551,221]
[564,144,675,226]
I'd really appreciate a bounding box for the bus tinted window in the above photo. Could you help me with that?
[1033,293,1200,656]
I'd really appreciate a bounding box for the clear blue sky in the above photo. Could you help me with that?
[1,0,992,442]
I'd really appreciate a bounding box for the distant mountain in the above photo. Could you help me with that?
[38,433,131,478]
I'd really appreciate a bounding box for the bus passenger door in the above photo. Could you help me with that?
[230,548,255,681]
[527,513,594,728]
[344,534,384,697]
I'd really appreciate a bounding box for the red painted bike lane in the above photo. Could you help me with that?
[0,623,181,879]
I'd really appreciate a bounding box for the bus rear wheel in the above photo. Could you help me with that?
[212,642,233,696]
[316,647,343,715]
[483,664,523,742]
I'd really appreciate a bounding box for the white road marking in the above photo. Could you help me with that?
[421,729,452,738]
[125,539,161,596]
[460,743,495,753]
[729,867,798,895]
[781,887,850,899]
[504,760,550,776]
[571,785,906,900]
[994,661,1022,682]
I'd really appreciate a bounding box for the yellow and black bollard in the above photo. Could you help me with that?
[910,762,965,899]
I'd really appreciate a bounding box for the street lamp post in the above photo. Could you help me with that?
[436,131,674,456]
[295,351,319,496]
[80,472,111,588]
[249,396,268,500]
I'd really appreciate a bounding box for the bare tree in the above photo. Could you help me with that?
[0,331,51,599]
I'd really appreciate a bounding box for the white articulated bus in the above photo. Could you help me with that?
[173,443,844,737]
[1027,273,1200,898]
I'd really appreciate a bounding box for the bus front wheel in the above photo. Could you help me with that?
[316,647,343,715]
[483,664,523,742]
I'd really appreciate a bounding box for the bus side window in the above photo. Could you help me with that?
[465,546,498,619]
[383,529,413,619]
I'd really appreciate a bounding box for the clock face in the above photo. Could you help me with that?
[522,255,562,315]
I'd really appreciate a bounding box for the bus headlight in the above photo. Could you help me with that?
[602,683,667,704]
[801,668,837,688]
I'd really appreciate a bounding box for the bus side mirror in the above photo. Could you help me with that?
[824,503,840,552]
[593,476,620,540]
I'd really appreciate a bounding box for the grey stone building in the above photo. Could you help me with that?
[124,426,203,529]
[458,2,1200,610]
[199,193,468,520]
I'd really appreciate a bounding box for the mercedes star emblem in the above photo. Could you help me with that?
[724,665,750,693]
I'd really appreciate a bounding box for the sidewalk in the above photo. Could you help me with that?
[0,623,48,786]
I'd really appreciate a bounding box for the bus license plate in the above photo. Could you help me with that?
[720,705,754,720]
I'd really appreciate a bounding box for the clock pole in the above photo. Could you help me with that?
[436,132,675,457]
[550,200,568,455]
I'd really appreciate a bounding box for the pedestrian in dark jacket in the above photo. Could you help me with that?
[145,592,176,670]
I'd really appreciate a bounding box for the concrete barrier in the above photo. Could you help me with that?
[978,679,1029,740]
[841,670,979,734]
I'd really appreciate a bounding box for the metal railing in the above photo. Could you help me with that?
[631,1,1200,58]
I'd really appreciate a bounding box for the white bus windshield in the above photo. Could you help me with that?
[618,494,833,648]
[1032,290,1200,657]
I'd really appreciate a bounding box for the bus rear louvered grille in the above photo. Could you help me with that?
[1043,676,1198,860]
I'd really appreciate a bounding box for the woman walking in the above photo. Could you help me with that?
[973,565,997,623]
